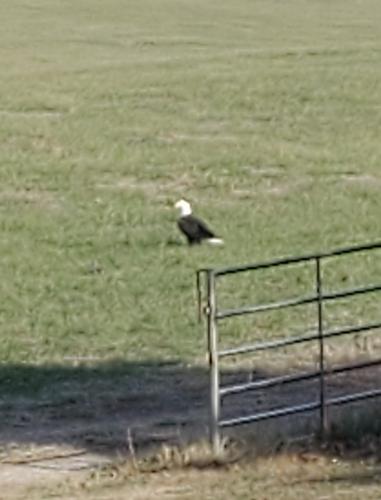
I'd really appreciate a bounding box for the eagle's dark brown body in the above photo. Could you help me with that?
[177,214,216,245]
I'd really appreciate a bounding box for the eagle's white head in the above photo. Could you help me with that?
[174,199,192,217]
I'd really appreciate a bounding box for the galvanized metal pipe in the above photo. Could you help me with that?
[322,283,381,302]
[214,240,381,277]
[327,388,381,407]
[220,399,321,428]
[316,256,328,437]
[196,270,202,324]
[216,283,381,321]
[216,293,317,320]
[196,269,209,324]
[199,241,381,449]
[219,330,319,358]
[207,270,221,455]
[219,358,381,397]
[219,321,381,359]
[220,389,381,428]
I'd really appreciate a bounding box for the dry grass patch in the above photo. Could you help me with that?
[341,174,381,189]
[0,188,63,209]
[46,443,381,500]
[97,173,194,200]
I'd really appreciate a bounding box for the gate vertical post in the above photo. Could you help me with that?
[207,270,221,455]
[316,256,328,437]
[196,270,203,324]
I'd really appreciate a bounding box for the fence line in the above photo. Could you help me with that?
[197,241,381,454]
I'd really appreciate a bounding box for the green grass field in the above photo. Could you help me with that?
[1,0,381,497]
[1,0,380,367]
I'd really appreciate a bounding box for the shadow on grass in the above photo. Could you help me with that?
[0,359,210,458]
[0,359,380,464]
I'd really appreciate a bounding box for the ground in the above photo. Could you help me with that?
[1,361,381,498]
[0,0,380,497]
[2,448,381,500]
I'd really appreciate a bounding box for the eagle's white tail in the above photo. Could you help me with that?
[207,238,224,246]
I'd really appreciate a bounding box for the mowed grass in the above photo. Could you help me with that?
[0,0,380,367]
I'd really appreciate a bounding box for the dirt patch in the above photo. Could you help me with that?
[0,463,70,498]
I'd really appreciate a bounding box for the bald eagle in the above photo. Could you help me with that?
[174,199,224,246]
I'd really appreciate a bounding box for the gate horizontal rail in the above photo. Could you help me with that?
[220,388,381,428]
[219,321,381,358]
[216,283,381,320]
[197,240,381,454]
[214,241,381,277]
[220,357,381,397]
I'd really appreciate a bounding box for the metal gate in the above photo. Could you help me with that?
[197,241,381,454]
